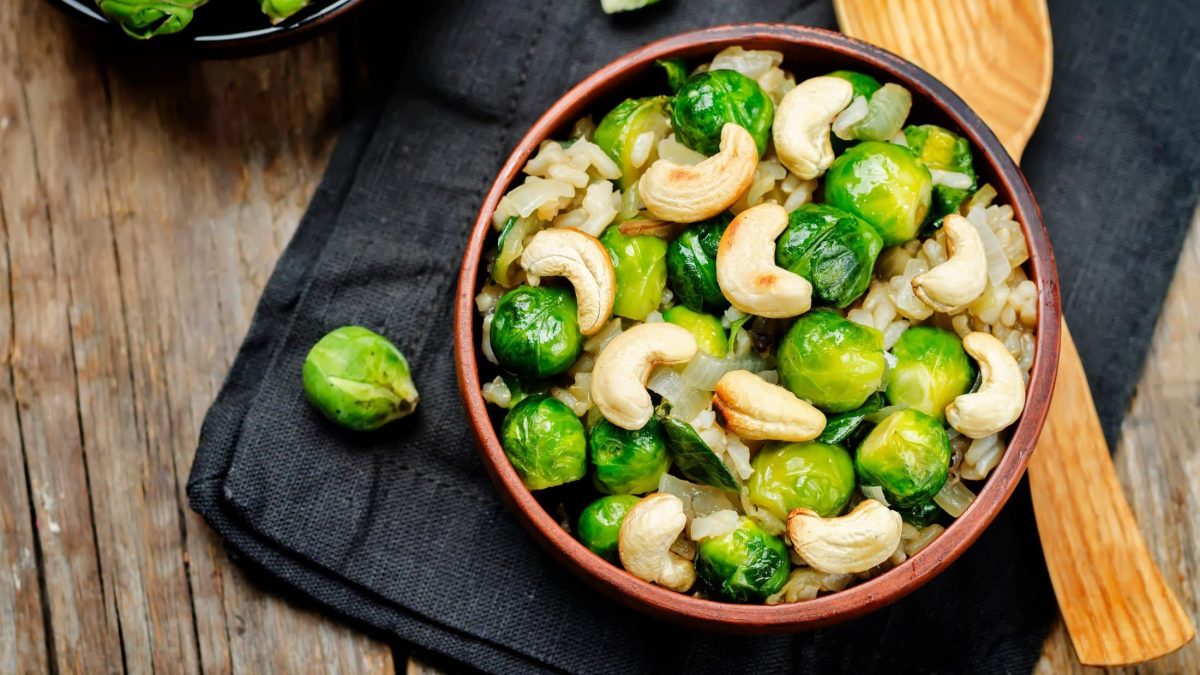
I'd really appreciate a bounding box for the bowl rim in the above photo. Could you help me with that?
[454,23,1061,632]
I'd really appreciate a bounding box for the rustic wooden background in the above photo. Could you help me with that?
[0,1,1194,672]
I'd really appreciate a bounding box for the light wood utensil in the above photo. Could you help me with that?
[833,0,1195,666]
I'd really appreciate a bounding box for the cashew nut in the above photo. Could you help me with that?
[786,499,903,574]
[520,228,616,336]
[945,331,1026,438]
[638,124,758,223]
[591,322,697,430]
[713,370,826,441]
[911,215,988,312]
[773,76,854,180]
[618,493,696,592]
[716,202,813,318]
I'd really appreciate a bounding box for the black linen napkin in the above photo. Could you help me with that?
[188,1,1200,673]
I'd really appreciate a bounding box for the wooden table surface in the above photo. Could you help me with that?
[0,3,1195,673]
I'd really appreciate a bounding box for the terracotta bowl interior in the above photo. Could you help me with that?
[454,24,1060,633]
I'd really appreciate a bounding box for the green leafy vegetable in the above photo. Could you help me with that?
[96,0,207,39]
[656,58,689,93]
[817,392,884,445]
[747,441,856,520]
[824,141,933,246]
[594,97,671,189]
[302,326,419,431]
[663,306,727,358]
[856,408,951,507]
[588,418,670,495]
[658,409,738,491]
[577,495,641,562]
[260,0,309,23]
[696,517,790,602]
[775,204,883,308]
[672,70,774,156]
[666,214,731,314]
[600,225,668,321]
[501,395,587,490]
[490,285,583,378]
[777,310,886,413]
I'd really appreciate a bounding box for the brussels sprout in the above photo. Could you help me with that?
[663,306,727,357]
[672,70,774,156]
[656,58,689,93]
[825,141,933,246]
[658,412,738,491]
[827,69,882,99]
[666,214,731,314]
[896,499,942,528]
[490,286,582,379]
[501,395,587,490]
[886,327,977,423]
[261,0,309,23]
[855,408,951,507]
[588,418,670,495]
[499,374,552,408]
[775,204,884,308]
[97,0,205,39]
[817,392,884,445]
[302,326,419,431]
[777,310,886,413]
[747,441,856,520]
[594,96,672,189]
[492,215,542,287]
[696,516,790,602]
[577,494,641,562]
[600,225,668,321]
[904,124,978,217]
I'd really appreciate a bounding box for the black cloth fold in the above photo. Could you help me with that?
[188,1,1200,673]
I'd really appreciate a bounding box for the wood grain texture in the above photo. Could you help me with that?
[835,0,1195,666]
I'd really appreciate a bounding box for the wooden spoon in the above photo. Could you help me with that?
[833,0,1195,666]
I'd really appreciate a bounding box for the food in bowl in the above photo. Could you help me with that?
[473,46,1037,605]
[95,0,314,39]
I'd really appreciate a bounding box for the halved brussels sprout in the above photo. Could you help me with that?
[600,225,668,321]
[594,96,672,189]
[747,441,856,520]
[775,204,884,308]
[886,327,977,423]
[827,69,882,99]
[896,498,942,528]
[577,494,641,562]
[588,418,671,495]
[672,70,774,156]
[302,326,419,431]
[696,516,790,602]
[666,214,731,314]
[658,411,739,492]
[777,310,886,413]
[501,395,587,490]
[855,408,951,507]
[663,306,727,357]
[904,124,977,217]
[825,141,933,246]
[490,285,583,378]
[817,392,884,445]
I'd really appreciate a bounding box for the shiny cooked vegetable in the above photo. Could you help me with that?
[696,516,791,602]
[663,306,727,357]
[659,412,739,491]
[302,326,419,431]
[896,499,942,528]
[777,310,887,413]
[886,327,977,423]
[501,395,587,490]
[855,408,951,507]
[825,141,933,246]
[827,69,882,99]
[588,418,671,495]
[747,441,856,519]
[600,225,668,321]
[775,204,883,308]
[260,0,309,23]
[490,285,583,379]
[817,392,884,445]
[96,0,207,38]
[595,97,672,189]
[656,58,690,93]
[577,494,641,562]
[666,214,731,314]
[672,70,774,156]
[904,124,978,217]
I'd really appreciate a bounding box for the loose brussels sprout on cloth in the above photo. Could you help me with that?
[747,441,856,520]
[595,97,672,189]
[855,408,951,508]
[577,494,641,562]
[501,395,587,490]
[96,0,207,39]
[302,326,419,431]
[905,124,978,217]
[490,285,583,379]
[886,327,977,422]
[775,204,884,308]
[672,70,775,156]
[825,141,933,246]
[588,418,671,495]
[600,226,668,321]
[663,306,727,357]
[666,214,731,314]
[696,516,791,602]
[777,310,887,413]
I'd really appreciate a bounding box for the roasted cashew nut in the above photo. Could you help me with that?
[520,228,616,336]
[716,202,813,318]
[773,76,854,180]
[591,322,697,430]
[945,332,1026,439]
[786,499,902,574]
[713,370,826,442]
[638,123,758,223]
[912,215,988,312]
[618,493,696,592]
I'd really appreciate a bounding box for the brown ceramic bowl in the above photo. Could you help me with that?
[454,24,1061,633]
